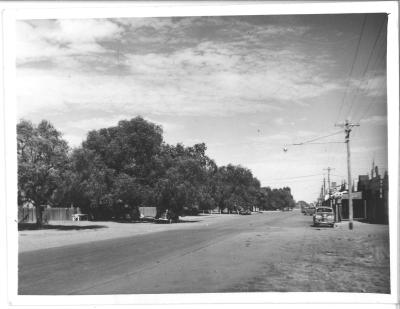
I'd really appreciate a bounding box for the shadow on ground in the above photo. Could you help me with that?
[18,223,108,231]
[309,224,335,229]
[178,219,200,223]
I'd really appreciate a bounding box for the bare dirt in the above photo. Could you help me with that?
[18,213,244,253]
[18,211,390,294]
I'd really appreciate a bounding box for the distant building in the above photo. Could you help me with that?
[333,165,388,224]
[358,166,388,224]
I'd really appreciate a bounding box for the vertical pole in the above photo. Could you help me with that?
[324,167,336,220]
[345,120,353,230]
[335,200,339,222]
[327,167,332,208]
[336,120,359,228]
[327,167,336,222]
[364,199,367,219]
[327,168,330,196]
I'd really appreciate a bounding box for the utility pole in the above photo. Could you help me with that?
[335,119,359,230]
[323,167,334,197]
[323,167,336,219]
[320,185,324,204]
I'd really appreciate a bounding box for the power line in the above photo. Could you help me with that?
[346,16,387,119]
[355,89,385,127]
[351,19,387,125]
[299,141,344,145]
[289,130,343,146]
[335,15,368,124]
[355,64,387,124]
[261,173,323,182]
[331,173,347,178]
[324,20,372,169]
[351,66,387,142]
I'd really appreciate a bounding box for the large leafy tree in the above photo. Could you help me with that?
[154,143,214,218]
[267,187,296,210]
[84,117,163,178]
[71,117,164,219]
[17,116,297,223]
[211,164,260,212]
[17,120,69,227]
[69,148,116,219]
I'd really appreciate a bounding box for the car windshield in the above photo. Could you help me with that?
[316,207,333,213]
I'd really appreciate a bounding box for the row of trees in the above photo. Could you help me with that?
[17,117,296,226]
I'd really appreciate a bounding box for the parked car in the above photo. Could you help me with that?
[154,210,179,224]
[239,209,252,215]
[305,206,316,216]
[313,207,335,227]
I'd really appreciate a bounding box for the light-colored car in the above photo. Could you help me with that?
[313,207,335,227]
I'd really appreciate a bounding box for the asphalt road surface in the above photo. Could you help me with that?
[19,210,390,294]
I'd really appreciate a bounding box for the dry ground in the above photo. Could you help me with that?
[18,211,390,294]
[18,213,245,252]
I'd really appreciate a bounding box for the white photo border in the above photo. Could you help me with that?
[1,1,399,307]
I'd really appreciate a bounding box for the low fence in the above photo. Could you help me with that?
[18,207,80,223]
[19,207,36,223]
[139,206,157,218]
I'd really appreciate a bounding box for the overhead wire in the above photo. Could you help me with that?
[351,17,387,124]
[351,48,387,142]
[345,16,387,120]
[355,52,387,123]
[309,16,386,200]
[327,15,368,174]
[334,14,368,125]
[261,173,325,182]
[330,15,387,174]
[297,142,344,145]
[289,130,343,146]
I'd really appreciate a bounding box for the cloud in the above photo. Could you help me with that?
[147,120,184,132]
[17,16,344,122]
[360,115,387,126]
[274,117,285,126]
[64,115,129,132]
[21,40,331,119]
[350,74,387,98]
[246,129,322,146]
[62,133,85,148]
[16,19,123,64]
[351,144,387,154]
[121,40,341,109]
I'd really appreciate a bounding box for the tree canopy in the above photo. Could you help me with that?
[17,120,69,226]
[17,117,296,222]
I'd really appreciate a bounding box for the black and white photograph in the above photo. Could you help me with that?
[1,1,399,308]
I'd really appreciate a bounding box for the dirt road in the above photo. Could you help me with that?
[18,210,390,294]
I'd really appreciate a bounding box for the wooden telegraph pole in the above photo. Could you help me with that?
[323,167,335,218]
[336,120,359,230]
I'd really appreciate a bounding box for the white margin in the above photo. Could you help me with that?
[1,1,399,308]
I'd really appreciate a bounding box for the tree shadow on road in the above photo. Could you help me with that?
[18,223,108,231]
[309,224,335,230]
[178,219,201,223]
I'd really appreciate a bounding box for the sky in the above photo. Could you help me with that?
[16,14,388,202]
